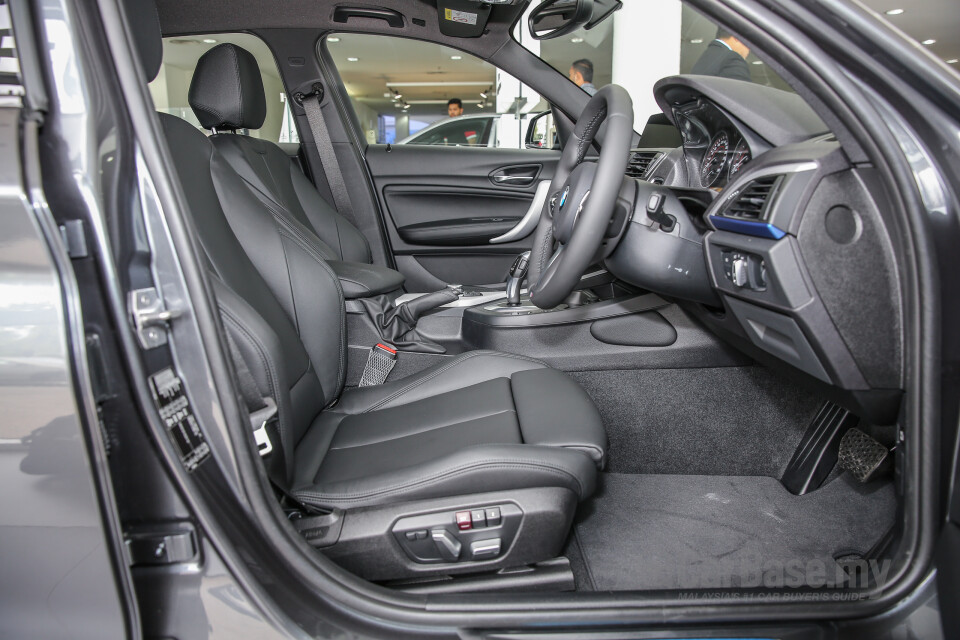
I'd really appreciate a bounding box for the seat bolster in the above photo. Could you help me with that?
[291,443,597,510]
[334,350,548,414]
[511,368,608,468]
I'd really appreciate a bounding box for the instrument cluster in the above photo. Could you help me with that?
[674,99,752,189]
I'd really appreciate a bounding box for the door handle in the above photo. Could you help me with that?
[489,164,541,187]
[492,174,535,185]
[489,180,551,244]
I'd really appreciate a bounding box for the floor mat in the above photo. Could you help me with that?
[574,473,896,591]
[568,367,822,477]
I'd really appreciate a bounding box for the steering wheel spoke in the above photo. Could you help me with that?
[526,85,634,309]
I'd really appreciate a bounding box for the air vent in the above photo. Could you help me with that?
[725,175,782,220]
[625,151,662,179]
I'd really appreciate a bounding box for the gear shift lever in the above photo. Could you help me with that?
[505,251,530,306]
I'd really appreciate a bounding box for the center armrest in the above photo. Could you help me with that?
[327,260,406,299]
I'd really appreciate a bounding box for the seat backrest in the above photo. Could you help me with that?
[188,43,372,264]
[158,112,346,481]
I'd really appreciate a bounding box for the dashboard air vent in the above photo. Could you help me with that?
[725,175,781,220]
[625,151,662,179]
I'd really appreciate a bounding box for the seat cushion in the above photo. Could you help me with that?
[290,351,607,509]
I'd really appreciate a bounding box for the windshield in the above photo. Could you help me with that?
[520,5,793,132]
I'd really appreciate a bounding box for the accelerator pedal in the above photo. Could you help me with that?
[838,427,891,483]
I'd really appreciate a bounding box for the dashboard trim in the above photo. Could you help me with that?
[708,215,786,240]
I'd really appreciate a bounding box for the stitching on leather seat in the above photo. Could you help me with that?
[293,458,584,504]
[328,408,518,451]
[360,350,547,413]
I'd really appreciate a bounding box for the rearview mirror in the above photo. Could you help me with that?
[528,0,594,40]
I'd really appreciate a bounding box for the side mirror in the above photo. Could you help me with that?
[528,0,594,41]
[525,111,559,150]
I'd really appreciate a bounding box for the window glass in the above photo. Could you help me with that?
[150,33,299,143]
[328,33,544,149]
[526,4,795,130]
[407,117,493,146]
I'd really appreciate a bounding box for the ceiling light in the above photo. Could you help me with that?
[752,60,763,65]
[202,38,217,44]
[477,103,484,109]
[479,91,488,99]
[571,37,584,43]
[689,38,703,44]
[884,8,904,15]
[922,39,936,45]
[948,59,959,64]
[451,55,462,60]
[383,92,392,98]
[327,36,340,43]
[347,57,359,62]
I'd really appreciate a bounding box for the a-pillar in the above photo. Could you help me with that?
[611,0,683,131]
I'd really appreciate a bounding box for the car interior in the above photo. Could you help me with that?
[119,0,905,595]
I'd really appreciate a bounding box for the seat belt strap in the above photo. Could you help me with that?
[299,84,357,228]
[223,330,276,457]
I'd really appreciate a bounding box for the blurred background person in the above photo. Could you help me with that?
[691,28,751,81]
[447,98,464,118]
[568,59,597,95]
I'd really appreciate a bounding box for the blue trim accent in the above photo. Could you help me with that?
[709,215,787,240]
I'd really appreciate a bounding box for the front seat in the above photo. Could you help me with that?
[126,0,606,579]
[186,42,394,287]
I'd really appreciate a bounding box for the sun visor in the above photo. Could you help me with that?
[436,0,492,37]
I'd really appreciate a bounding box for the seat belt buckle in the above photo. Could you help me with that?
[249,397,278,457]
[359,343,398,387]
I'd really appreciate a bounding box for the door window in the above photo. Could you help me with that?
[406,117,493,146]
[328,33,544,149]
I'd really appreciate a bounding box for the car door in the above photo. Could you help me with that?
[326,33,561,291]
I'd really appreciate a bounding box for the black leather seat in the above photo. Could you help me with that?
[186,42,412,302]
[128,0,605,546]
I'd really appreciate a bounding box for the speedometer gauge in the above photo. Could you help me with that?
[700,132,729,187]
[728,139,751,180]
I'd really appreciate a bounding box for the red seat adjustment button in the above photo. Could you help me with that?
[455,511,472,530]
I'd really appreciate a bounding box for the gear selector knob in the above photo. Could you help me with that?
[505,251,530,306]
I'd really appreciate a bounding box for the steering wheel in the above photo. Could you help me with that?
[527,85,633,309]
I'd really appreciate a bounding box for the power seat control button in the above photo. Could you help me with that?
[485,507,501,526]
[470,538,502,560]
[471,509,486,527]
[455,511,472,530]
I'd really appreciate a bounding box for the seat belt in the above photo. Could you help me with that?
[297,83,357,228]
[223,330,276,457]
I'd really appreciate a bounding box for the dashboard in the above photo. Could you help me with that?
[605,76,904,424]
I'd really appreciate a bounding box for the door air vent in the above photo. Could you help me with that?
[725,175,782,220]
[625,151,662,179]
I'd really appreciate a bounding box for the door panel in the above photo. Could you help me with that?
[365,144,560,288]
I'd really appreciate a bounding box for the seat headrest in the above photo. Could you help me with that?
[188,44,267,131]
[123,0,163,82]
